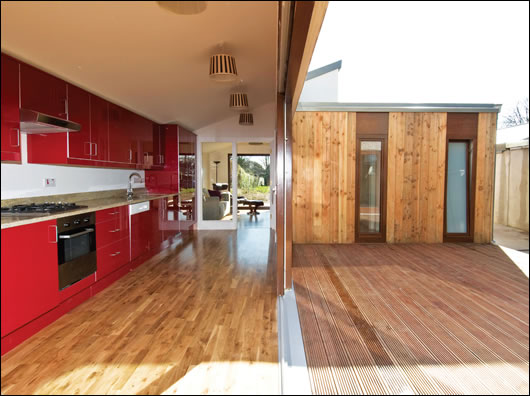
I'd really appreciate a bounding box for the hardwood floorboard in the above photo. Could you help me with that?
[293,243,530,395]
[1,229,279,395]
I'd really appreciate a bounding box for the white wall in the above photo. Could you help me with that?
[1,133,145,199]
[194,102,276,138]
[299,69,339,102]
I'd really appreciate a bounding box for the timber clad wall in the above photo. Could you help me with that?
[292,112,356,243]
[387,112,447,243]
[474,113,497,243]
[292,111,497,244]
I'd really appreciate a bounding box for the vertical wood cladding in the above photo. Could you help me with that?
[292,111,496,244]
[474,112,497,243]
[387,112,447,243]
[292,112,356,243]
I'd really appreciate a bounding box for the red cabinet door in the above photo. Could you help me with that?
[90,94,109,162]
[67,84,91,159]
[20,63,67,118]
[1,220,59,337]
[164,125,179,170]
[1,54,21,162]
[153,123,161,168]
[130,210,151,261]
[108,103,131,164]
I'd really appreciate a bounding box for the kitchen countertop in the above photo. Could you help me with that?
[1,192,178,230]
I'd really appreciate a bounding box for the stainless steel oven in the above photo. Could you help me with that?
[57,212,97,290]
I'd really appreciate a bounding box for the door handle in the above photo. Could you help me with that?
[59,228,94,239]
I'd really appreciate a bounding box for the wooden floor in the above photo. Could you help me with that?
[293,243,529,395]
[1,228,279,395]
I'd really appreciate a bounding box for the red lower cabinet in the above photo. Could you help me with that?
[130,209,151,261]
[1,220,59,337]
[96,237,130,280]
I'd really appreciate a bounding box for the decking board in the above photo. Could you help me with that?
[293,243,529,395]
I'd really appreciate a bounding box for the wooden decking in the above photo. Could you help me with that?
[293,243,529,395]
[1,229,278,395]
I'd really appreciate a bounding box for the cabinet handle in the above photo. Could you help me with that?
[129,149,132,162]
[85,142,92,156]
[49,225,58,243]
[109,211,120,215]
[110,251,121,257]
[161,154,164,163]
[94,143,98,157]
[109,228,121,233]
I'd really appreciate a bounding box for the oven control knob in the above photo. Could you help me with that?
[83,218,89,223]
[73,220,81,225]
[63,222,70,227]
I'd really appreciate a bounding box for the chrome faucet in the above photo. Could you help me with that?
[127,172,142,200]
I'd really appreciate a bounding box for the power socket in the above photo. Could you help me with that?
[44,178,56,188]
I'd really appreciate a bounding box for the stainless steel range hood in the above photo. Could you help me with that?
[19,108,81,134]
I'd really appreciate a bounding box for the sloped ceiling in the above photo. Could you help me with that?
[1,1,277,131]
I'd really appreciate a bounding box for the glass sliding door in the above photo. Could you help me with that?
[445,140,472,240]
[356,139,386,242]
[201,142,234,222]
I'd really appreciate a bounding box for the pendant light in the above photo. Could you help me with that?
[229,80,249,110]
[157,1,207,15]
[209,43,238,82]
[239,113,254,126]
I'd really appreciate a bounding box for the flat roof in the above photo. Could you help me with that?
[297,102,502,113]
[305,60,342,81]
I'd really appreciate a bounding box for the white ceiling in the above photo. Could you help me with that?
[1,1,277,131]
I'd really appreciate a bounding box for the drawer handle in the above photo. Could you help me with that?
[110,251,121,257]
[109,229,121,233]
[109,211,120,215]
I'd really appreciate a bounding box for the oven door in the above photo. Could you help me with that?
[58,226,97,290]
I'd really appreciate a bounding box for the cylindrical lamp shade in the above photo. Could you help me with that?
[239,113,254,126]
[209,54,238,82]
[229,93,249,110]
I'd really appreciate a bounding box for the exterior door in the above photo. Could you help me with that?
[356,138,387,242]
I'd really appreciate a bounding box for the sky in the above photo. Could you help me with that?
[308,1,529,124]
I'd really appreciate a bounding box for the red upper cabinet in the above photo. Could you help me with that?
[67,84,91,160]
[1,220,60,337]
[20,63,67,118]
[108,103,132,164]
[89,94,109,162]
[164,125,179,170]
[152,123,165,169]
[1,54,21,162]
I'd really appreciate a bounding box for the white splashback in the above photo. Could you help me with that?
[1,133,145,200]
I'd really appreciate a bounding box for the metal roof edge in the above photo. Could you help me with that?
[296,102,502,113]
[305,60,342,81]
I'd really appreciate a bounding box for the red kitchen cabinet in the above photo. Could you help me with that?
[1,54,21,163]
[108,103,131,164]
[152,123,165,169]
[96,237,130,280]
[20,63,67,119]
[130,209,152,261]
[67,84,91,159]
[89,94,109,162]
[1,220,59,337]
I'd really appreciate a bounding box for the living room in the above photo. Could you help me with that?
[200,141,273,229]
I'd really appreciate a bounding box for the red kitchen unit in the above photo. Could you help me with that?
[1,220,60,338]
[1,53,21,162]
